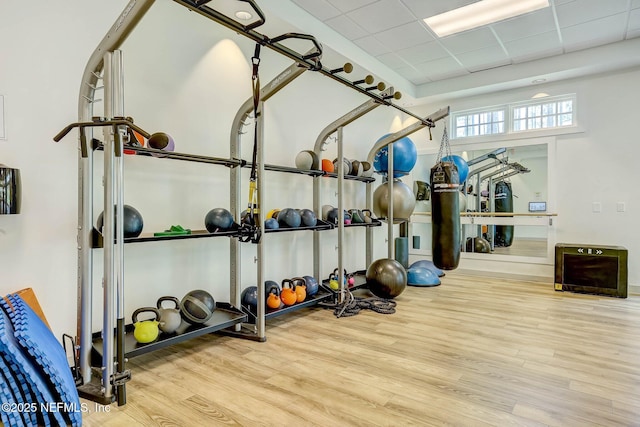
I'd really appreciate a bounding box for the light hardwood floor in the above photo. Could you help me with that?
[81,273,640,426]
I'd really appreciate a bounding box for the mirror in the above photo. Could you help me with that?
[411,143,550,258]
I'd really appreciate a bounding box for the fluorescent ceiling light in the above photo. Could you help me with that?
[424,0,549,37]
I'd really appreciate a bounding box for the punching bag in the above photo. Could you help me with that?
[430,161,461,270]
[494,181,514,247]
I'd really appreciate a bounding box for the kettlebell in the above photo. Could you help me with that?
[280,279,298,306]
[156,296,182,334]
[362,208,374,224]
[267,288,282,310]
[349,209,366,224]
[132,307,161,344]
[328,273,340,291]
[292,277,307,303]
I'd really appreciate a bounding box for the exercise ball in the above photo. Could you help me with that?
[241,286,258,314]
[148,132,175,154]
[372,179,416,222]
[97,204,144,238]
[361,161,374,178]
[409,259,445,277]
[295,150,319,170]
[321,159,334,173]
[366,258,407,299]
[350,160,363,177]
[264,218,279,229]
[333,158,352,175]
[298,208,317,227]
[373,135,417,177]
[407,267,441,287]
[277,208,301,228]
[442,155,469,183]
[465,237,492,253]
[204,208,234,232]
[180,290,215,324]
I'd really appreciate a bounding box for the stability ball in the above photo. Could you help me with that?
[409,259,445,277]
[366,258,407,299]
[442,155,469,183]
[373,135,417,177]
[205,208,234,232]
[407,267,441,287]
[97,204,144,238]
[372,179,416,222]
[180,290,215,324]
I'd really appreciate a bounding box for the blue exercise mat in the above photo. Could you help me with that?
[0,303,63,427]
[0,366,22,427]
[0,354,37,426]
[3,295,82,427]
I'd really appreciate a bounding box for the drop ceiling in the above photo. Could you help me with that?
[265,0,640,104]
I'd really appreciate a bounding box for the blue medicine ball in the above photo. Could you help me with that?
[407,267,441,287]
[441,154,469,184]
[409,259,445,277]
[373,135,417,178]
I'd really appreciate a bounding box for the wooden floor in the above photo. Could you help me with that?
[82,273,640,426]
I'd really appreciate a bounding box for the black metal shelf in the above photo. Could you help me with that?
[95,142,243,168]
[344,218,383,228]
[240,289,333,323]
[91,227,240,248]
[265,219,334,233]
[244,162,376,182]
[91,303,246,360]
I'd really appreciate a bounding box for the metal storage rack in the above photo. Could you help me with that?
[55,0,450,406]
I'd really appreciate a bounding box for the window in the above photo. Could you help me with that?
[512,95,575,132]
[450,94,576,140]
[453,108,506,139]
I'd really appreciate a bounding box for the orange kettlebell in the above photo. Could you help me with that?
[292,277,307,303]
[266,288,282,310]
[280,279,298,306]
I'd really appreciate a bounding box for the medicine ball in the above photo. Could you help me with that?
[205,208,234,232]
[466,237,492,253]
[148,132,175,152]
[264,218,279,229]
[321,159,334,173]
[350,160,363,177]
[295,150,319,170]
[277,208,301,228]
[241,286,258,314]
[361,161,374,178]
[180,290,215,324]
[333,158,352,175]
[298,208,317,227]
[97,204,144,238]
[302,275,319,297]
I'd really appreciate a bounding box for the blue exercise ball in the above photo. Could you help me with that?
[373,135,417,178]
[441,154,469,183]
[407,267,441,287]
[409,259,445,277]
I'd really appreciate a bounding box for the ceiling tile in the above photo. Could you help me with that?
[393,65,433,85]
[346,0,415,33]
[414,57,468,81]
[504,31,563,63]
[353,35,393,56]
[556,0,629,28]
[633,0,640,8]
[374,21,435,51]
[439,28,500,55]
[325,15,369,40]
[376,52,411,69]
[290,0,342,21]
[492,8,557,42]
[399,0,478,20]
[629,8,640,32]
[456,47,510,72]
[326,0,379,14]
[561,13,627,51]
[395,40,451,65]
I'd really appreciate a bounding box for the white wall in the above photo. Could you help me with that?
[1,1,638,341]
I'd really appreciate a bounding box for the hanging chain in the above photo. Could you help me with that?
[436,125,452,170]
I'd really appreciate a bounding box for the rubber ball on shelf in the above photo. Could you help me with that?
[205,208,234,232]
[96,204,144,238]
[277,208,301,228]
[295,150,319,170]
[264,218,279,229]
[180,290,216,324]
[241,286,258,315]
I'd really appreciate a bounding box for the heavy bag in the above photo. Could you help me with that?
[494,181,514,247]
[430,161,461,270]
